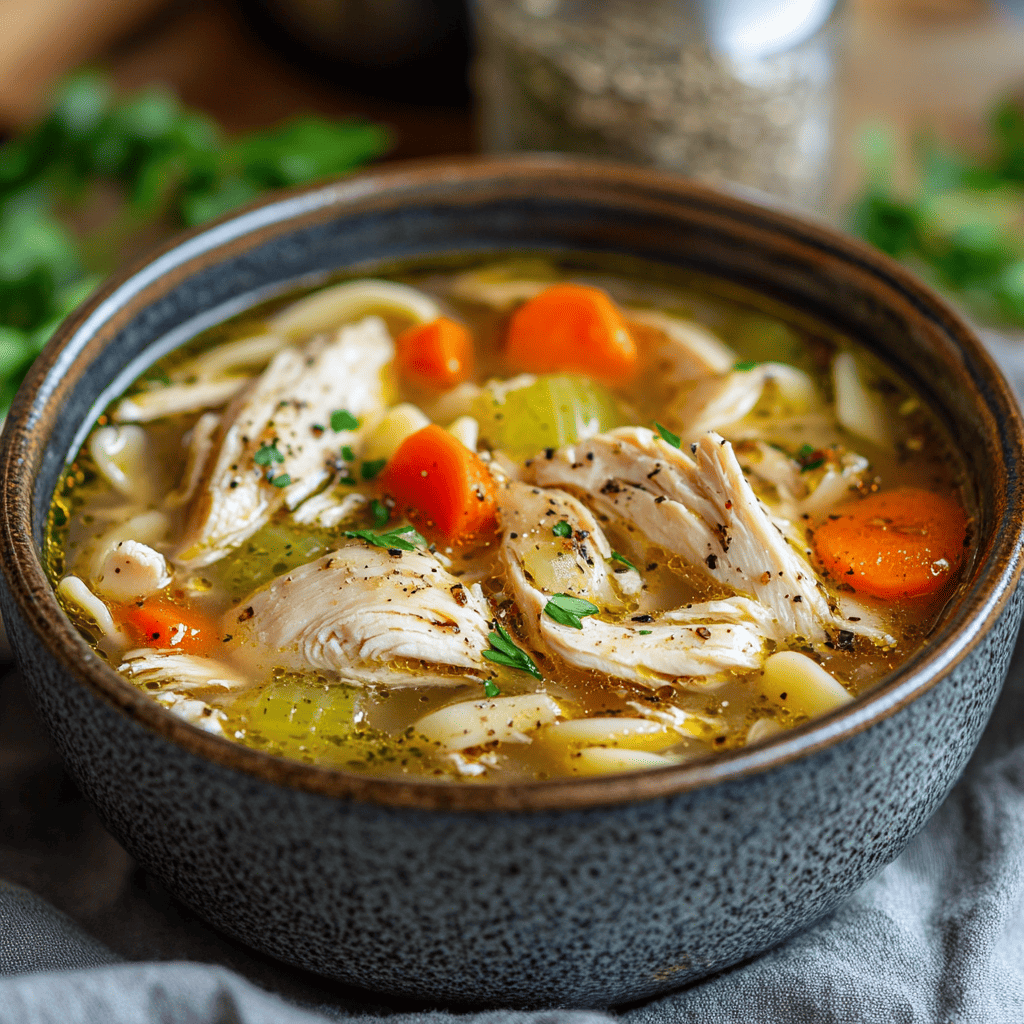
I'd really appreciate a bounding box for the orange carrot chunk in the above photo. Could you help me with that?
[395,316,474,389]
[379,424,497,545]
[121,598,219,655]
[504,283,637,385]
[813,487,969,600]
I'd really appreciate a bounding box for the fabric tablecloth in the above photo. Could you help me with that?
[4,329,1024,1024]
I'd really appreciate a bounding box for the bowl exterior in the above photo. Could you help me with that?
[4,578,1020,1006]
[3,158,1023,1007]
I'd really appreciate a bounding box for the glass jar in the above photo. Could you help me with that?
[474,0,843,211]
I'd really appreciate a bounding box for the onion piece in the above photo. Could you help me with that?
[271,279,439,339]
[832,352,893,449]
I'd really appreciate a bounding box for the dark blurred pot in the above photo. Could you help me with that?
[245,0,471,103]
[1,157,1022,1007]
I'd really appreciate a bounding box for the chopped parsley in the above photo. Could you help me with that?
[370,498,390,527]
[734,359,759,371]
[361,458,386,481]
[341,445,355,462]
[654,422,681,449]
[339,475,357,487]
[543,593,600,630]
[795,443,826,472]
[342,524,426,551]
[610,550,637,572]
[253,442,284,466]
[483,679,501,698]
[270,473,291,488]
[331,409,360,432]
[482,624,543,680]
[552,520,572,538]
[639,629,652,635]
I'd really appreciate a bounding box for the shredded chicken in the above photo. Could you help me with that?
[121,649,247,691]
[114,378,251,423]
[628,309,735,381]
[226,544,493,685]
[173,316,393,569]
[528,427,888,645]
[94,540,172,602]
[498,481,765,685]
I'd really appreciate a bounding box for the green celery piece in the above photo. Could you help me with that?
[471,373,624,461]
[223,677,359,763]
[211,523,329,600]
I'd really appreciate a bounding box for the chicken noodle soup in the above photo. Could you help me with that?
[47,258,974,781]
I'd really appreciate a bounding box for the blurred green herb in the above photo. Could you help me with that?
[0,69,391,414]
[850,100,1024,327]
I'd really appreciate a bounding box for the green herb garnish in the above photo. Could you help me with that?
[254,443,284,466]
[343,524,426,552]
[639,629,652,635]
[850,102,1024,328]
[339,475,357,487]
[361,458,386,481]
[482,624,543,680]
[610,550,637,572]
[483,679,501,698]
[331,409,360,432]
[270,473,291,488]
[734,359,759,371]
[654,422,681,449]
[143,365,171,386]
[795,443,826,473]
[341,445,355,462]
[543,593,600,630]
[0,71,391,417]
[552,520,572,538]
[370,498,390,527]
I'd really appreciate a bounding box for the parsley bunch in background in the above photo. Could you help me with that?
[0,70,391,413]
[850,98,1024,330]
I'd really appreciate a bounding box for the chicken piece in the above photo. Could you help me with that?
[668,363,819,438]
[628,309,734,381]
[113,378,251,423]
[165,413,221,509]
[529,428,875,644]
[153,692,229,735]
[174,316,393,569]
[227,545,493,685]
[498,481,765,685]
[121,649,247,691]
[94,540,172,602]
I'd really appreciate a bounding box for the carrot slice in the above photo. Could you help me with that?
[395,316,474,389]
[813,487,969,600]
[504,283,637,384]
[121,598,219,655]
[379,424,497,545]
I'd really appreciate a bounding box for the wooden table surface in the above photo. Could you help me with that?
[1,0,1022,209]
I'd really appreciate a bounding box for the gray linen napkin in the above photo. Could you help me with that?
[3,329,1024,1024]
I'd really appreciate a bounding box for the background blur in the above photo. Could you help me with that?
[0,0,1022,411]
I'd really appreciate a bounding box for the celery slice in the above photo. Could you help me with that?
[471,373,624,460]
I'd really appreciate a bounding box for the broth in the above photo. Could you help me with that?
[47,256,974,782]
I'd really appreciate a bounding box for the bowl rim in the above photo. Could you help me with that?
[3,153,1023,813]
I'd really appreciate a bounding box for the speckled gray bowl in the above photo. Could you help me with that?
[1,157,1023,1008]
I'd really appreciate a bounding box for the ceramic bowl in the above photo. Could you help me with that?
[1,157,1023,1008]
